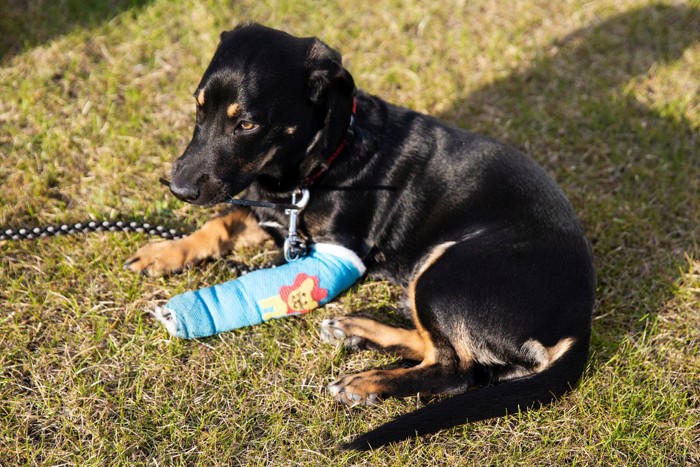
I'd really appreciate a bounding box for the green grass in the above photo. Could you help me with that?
[1,0,699,464]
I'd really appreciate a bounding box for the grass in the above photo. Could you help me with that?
[1,0,698,464]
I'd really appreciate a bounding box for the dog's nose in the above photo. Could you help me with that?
[169,183,200,202]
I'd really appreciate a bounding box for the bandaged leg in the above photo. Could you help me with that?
[152,243,366,339]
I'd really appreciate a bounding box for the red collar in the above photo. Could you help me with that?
[303,97,357,185]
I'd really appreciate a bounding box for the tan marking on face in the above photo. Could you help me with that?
[227,103,241,118]
[284,126,297,135]
[196,89,205,106]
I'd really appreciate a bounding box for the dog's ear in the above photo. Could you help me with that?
[306,39,355,104]
[298,39,355,181]
[221,21,258,41]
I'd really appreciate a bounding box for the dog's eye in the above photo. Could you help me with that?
[238,121,257,131]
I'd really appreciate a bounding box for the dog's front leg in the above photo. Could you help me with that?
[124,209,270,275]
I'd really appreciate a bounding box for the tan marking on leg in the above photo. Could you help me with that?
[196,89,205,106]
[328,367,417,405]
[407,241,458,365]
[413,241,457,279]
[226,103,240,118]
[452,320,505,368]
[125,209,270,275]
[410,240,515,372]
[329,361,473,405]
[320,316,425,361]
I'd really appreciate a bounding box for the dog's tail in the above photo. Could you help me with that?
[344,336,589,451]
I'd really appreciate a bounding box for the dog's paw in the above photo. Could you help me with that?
[320,317,366,350]
[148,306,179,336]
[328,373,382,406]
[124,239,197,276]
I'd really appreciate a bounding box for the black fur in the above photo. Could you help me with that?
[168,23,595,450]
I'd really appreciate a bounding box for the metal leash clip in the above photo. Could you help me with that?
[283,188,310,262]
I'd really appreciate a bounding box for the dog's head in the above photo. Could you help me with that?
[168,23,355,205]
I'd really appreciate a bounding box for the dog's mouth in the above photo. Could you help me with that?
[159,177,299,210]
[160,175,239,206]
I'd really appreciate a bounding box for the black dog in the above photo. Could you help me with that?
[126,22,595,449]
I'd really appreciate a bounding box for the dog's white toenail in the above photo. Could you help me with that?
[327,382,341,396]
[345,336,362,347]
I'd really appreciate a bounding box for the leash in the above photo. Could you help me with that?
[0,220,186,242]
[0,217,274,275]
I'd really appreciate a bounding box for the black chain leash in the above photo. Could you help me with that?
[0,219,279,275]
[0,220,187,241]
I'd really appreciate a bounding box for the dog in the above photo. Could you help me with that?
[125,22,595,449]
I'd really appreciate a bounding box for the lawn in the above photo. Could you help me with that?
[1,0,698,464]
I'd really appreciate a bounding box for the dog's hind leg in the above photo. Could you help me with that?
[124,208,270,275]
[320,316,427,361]
[328,232,593,407]
[328,362,475,406]
[321,242,458,361]
[328,242,481,405]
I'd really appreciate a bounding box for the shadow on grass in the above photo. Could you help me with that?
[0,0,153,62]
[439,4,700,361]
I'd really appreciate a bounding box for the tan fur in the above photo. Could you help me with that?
[125,209,270,275]
[327,242,461,404]
[498,337,576,381]
[407,241,457,365]
[523,337,575,373]
[329,366,420,404]
[227,103,241,118]
[546,337,575,365]
[452,320,506,368]
[324,316,426,361]
[407,241,576,377]
[196,89,205,106]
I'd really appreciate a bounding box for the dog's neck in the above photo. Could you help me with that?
[302,97,357,185]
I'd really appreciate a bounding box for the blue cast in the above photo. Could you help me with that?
[153,243,366,339]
